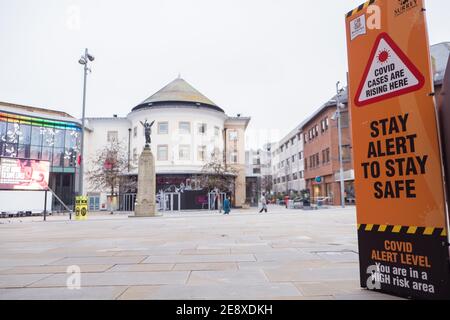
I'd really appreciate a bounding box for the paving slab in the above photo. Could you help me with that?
[0,265,113,275]
[118,283,302,300]
[0,286,127,300]
[29,271,190,287]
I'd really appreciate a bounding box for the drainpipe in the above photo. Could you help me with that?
[128,128,132,173]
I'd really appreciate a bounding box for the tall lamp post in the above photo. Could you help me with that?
[78,49,95,196]
[335,81,346,209]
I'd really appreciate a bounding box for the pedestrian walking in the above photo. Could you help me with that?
[259,193,268,213]
[223,197,231,215]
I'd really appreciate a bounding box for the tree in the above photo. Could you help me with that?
[197,158,238,193]
[261,174,273,193]
[196,157,239,211]
[86,141,133,213]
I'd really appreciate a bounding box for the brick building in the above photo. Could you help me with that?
[303,88,355,206]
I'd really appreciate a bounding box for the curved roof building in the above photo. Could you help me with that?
[84,77,250,209]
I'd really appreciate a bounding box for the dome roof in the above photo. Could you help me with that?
[132,78,224,113]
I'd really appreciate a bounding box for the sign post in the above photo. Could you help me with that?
[75,196,88,221]
[346,0,450,299]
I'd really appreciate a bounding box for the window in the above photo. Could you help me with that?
[299,151,303,160]
[179,122,191,134]
[293,173,298,180]
[214,126,220,137]
[158,122,168,135]
[198,123,207,135]
[253,168,261,174]
[341,112,350,128]
[179,145,190,160]
[299,170,304,179]
[133,126,137,137]
[197,146,206,161]
[321,118,329,133]
[107,131,118,143]
[341,145,352,161]
[133,148,137,162]
[229,130,238,141]
[157,145,168,161]
[230,151,238,164]
[292,155,296,162]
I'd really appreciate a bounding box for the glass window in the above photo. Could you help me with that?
[41,146,53,162]
[179,122,191,134]
[214,126,220,137]
[6,122,20,143]
[30,145,41,160]
[42,127,55,147]
[31,126,43,146]
[54,129,65,148]
[157,145,168,161]
[2,143,18,157]
[64,148,77,167]
[198,123,207,135]
[158,122,169,135]
[107,131,118,143]
[53,148,64,167]
[17,144,31,159]
[0,121,6,141]
[197,146,206,161]
[19,124,31,145]
[341,145,352,161]
[229,130,238,141]
[65,129,80,153]
[341,112,350,128]
[230,151,238,164]
[133,126,137,137]
[179,145,190,160]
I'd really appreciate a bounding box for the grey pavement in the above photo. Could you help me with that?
[0,206,402,300]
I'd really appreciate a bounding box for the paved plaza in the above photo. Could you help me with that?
[0,206,401,300]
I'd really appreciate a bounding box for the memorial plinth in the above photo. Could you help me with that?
[132,146,161,217]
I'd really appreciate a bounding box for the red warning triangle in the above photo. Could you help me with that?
[355,32,425,107]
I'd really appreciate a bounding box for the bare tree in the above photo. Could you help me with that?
[261,175,273,194]
[86,141,134,213]
[196,156,239,211]
[198,158,237,192]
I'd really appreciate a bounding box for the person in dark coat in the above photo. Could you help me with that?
[223,197,231,215]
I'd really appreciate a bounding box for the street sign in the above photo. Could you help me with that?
[346,0,450,299]
[355,32,425,107]
[75,196,88,221]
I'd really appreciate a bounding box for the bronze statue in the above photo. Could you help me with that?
[140,120,155,148]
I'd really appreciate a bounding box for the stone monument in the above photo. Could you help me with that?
[133,120,161,217]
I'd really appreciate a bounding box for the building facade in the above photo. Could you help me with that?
[0,102,82,211]
[272,125,306,196]
[84,77,250,210]
[303,89,355,206]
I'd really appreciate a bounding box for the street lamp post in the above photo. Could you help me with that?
[78,48,95,196]
[335,81,346,209]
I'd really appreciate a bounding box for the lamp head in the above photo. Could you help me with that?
[87,53,95,62]
[78,57,87,65]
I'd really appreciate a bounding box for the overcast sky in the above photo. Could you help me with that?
[1,0,449,149]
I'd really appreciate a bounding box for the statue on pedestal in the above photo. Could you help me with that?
[131,119,160,218]
[140,120,155,148]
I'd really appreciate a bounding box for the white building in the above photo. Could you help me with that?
[84,77,250,210]
[272,124,305,195]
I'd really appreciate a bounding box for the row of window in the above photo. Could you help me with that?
[0,119,81,169]
[132,122,222,137]
[304,146,352,170]
[276,133,302,155]
[274,171,305,184]
[132,145,239,164]
[276,151,304,170]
